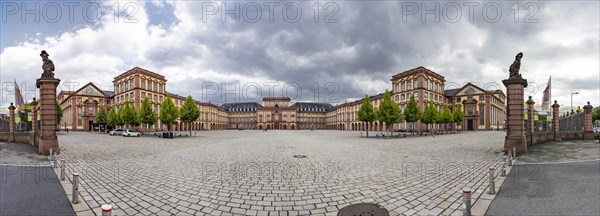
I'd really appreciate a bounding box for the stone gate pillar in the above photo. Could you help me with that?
[8,103,15,142]
[502,52,528,155]
[36,50,61,155]
[527,96,535,134]
[552,100,561,141]
[583,102,594,140]
[31,98,38,137]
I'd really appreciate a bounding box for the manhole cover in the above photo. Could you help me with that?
[337,203,389,216]
[293,155,307,158]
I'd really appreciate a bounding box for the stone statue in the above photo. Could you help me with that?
[40,50,55,78]
[509,52,523,79]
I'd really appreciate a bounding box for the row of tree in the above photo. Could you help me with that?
[97,94,201,136]
[357,90,464,137]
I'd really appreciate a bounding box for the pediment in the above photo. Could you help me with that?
[75,84,106,97]
[455,84,485,96]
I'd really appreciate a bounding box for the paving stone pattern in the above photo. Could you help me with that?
[57,130,506,215]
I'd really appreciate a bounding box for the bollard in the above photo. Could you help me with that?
[501,157,507,177]
[60,159,66,181]
[72,173,80,204]
[488,167,496,195]
[53,153,58,168]
[463,187,472,216]
[512,146,517,159]
[507,151,513,166]
[49,149,53,158]
[101,204,112,216]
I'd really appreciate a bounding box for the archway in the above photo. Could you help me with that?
[259,124,263,130]
[291,124,295,130]
[283,124,287,129]
[267,124,271,130]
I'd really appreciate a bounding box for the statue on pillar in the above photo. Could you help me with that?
[40,50,55,78]
[509,52,523,79]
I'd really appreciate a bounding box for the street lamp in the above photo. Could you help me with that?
[571,92,579,111]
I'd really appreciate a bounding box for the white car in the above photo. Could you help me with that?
[109,129,124,136]
[122,129,141,137]
[593,127,600,133]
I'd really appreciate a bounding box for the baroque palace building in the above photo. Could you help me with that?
[59,66,506,132]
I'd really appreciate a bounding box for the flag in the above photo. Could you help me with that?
[14,79,24,108]
[541,76,551,110]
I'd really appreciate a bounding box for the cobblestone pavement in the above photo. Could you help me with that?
[57,130,506,216]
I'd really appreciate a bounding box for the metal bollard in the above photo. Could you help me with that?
[53,153,58,168]
[512,146,517,159]
[49,149,53,158]
[488,167,496,195]
[507,151,513,166]
[101,204,112,216]
[60,159,66,181]
[72,173,80,204]
[463,187,472,216]
[501,157,507,177]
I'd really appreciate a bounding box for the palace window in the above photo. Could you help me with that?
[414,91,418,98]
[130,80,135,89]
[125,94,129,100]
[125,82,129,91]
[430,93,434,101]
[424,93,428,99]
[130,92,134,100]
[154,105,158,115]
[401,94,405,100]
[413,79,418,88]
[479,96,484,101]
[456,98,461,102]
[154,95,158,101]
[467,106,473,115]
[407,81,411,90]
[394,95,399,101]
[401,83,405,91]
[141,80,146,89]
[159,96,163,102]
[154,83,158,92]
[159,85,163,93]
[142,92,146,98]
[430,82,433,90]
[148,81,152,90]
[88,106,93,115]
[424,80,428,90]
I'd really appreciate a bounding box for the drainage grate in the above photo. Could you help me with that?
[337,203,389,216]
[293,155,307,158]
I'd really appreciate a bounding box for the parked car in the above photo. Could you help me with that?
[593,127,600,133]
[122,129,141,137]
[109,129,124,136]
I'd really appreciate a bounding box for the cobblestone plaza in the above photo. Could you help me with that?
[58,131,506,215]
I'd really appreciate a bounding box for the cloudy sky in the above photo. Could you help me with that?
[1,0,598,109]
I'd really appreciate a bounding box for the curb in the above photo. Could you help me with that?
[470,159,515,215]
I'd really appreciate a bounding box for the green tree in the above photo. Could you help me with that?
[441,105,454,131]
[592,107,600,123]
[404,94,421,133]
[96,105,107,125]
[421,101,437,133]
[180,96,201,136]
[357,95,377,137]
[376,90,402,136]
[120,101,137,128]
[453,104,464,131]
[138,97,156,130]
[160,94,180,131]
[107,106,121,128]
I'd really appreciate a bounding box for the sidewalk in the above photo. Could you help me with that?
[486,140,600,216]
[0,142,76,215]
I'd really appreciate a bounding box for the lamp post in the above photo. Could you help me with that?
[571,92,579,111]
